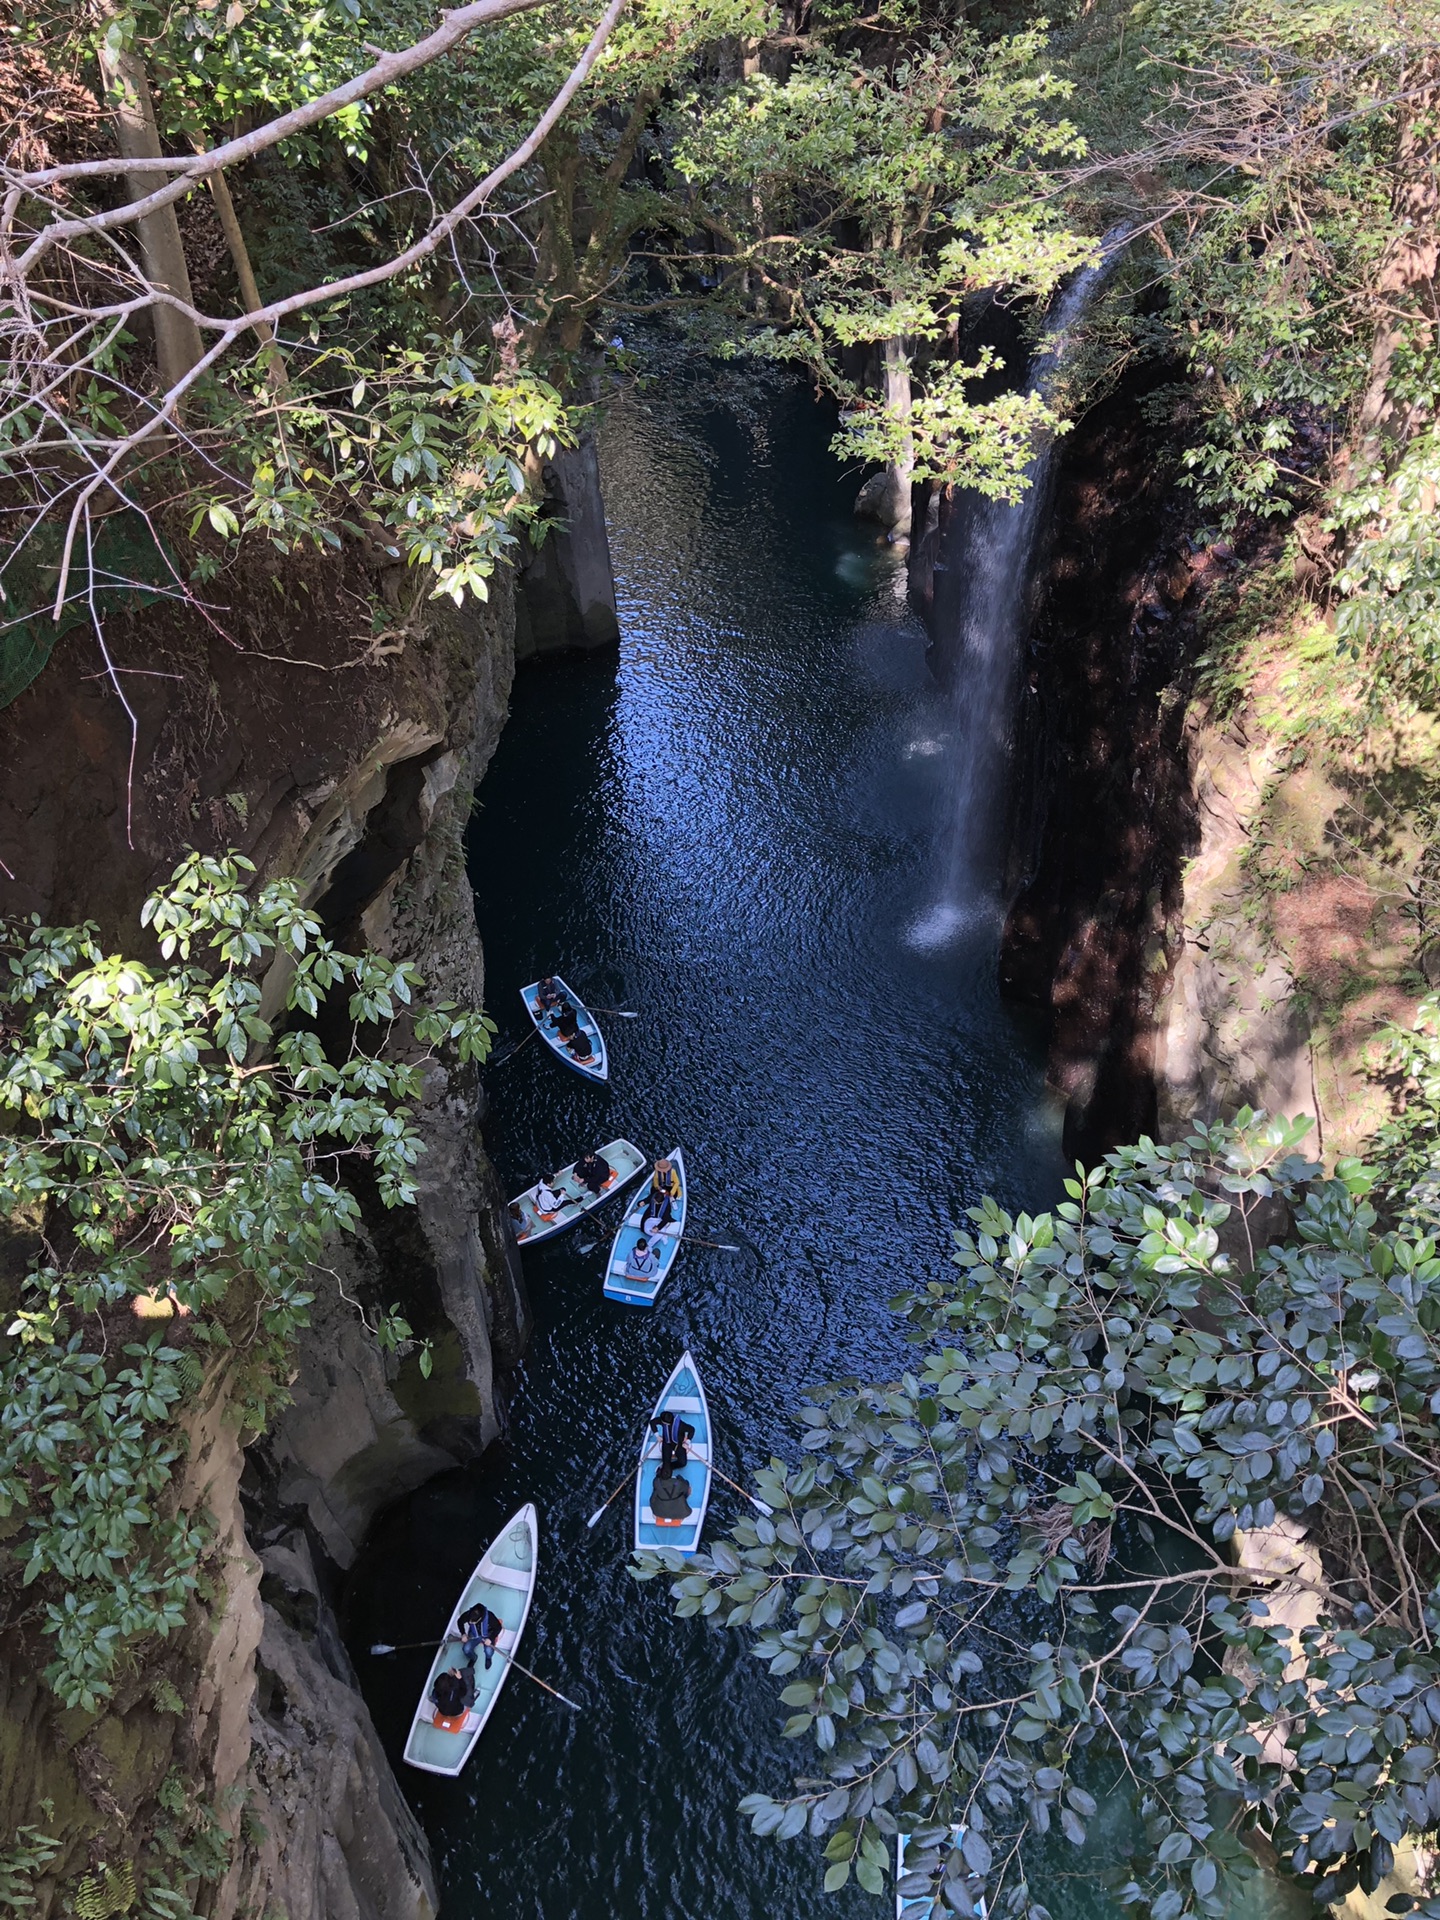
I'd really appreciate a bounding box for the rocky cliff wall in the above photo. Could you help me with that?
[0,551,527,1920]
[514,434,621,660]
[1150,612,1435,1159]
[986,377,1205,1160]
[972,372,1432,1166]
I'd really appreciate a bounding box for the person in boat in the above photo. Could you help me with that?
[566,1026,596,1065]
[533,1174,567,1217]
[533,976,564,1016]
[553,1000,580,1039]
[458,1603,503,1671]
[574,1147,612,1196]
[625,1236,660,1282]
[643,1157,680,1232]
[431,1661,475,1721]
[650,1406,695,1474]
[650,1467,692,1523]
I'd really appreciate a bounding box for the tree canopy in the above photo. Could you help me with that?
[637,1101,1440,1917]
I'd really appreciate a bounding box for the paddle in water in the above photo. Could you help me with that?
[369,1640,583,1711]
[490,1026,540,1068]
[709,1464,775,1517]
[585,1463,637,1529]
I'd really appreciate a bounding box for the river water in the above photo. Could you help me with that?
[346,381,1073,1916]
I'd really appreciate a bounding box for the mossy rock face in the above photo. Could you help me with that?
[392,1331,484,1424]
[0,1651,195,1918]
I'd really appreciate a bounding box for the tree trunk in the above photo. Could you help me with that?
[192,142,287,392]
[95,19,204,400]
[1350,57,1440,473]
[881,333,914,537]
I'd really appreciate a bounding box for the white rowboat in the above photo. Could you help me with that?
[633,1351,711,1556]
[402,1503,538,1777]
[520,975,608,1082]
[509,1138,646,1246]
[603,1147,687,1306]
[896,1828,984,1918]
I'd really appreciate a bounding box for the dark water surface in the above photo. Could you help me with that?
[345,386,1071,1917]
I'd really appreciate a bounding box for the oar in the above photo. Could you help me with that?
[490,1026,540,1068]
[708,1464,775,1517]
[586,1463,638,1529]
[687,1235,744,1253]
[499,1652,584,1712]
[589,1007,639,1018]
[368,1640,583,1712]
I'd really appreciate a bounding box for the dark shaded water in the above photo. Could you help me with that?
[345,386,1071,1916]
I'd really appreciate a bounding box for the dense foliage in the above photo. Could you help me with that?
[0,853,492,1710]
[8,0,1439,697]
[637,1111,1440,1915]
[669,26,1094,501]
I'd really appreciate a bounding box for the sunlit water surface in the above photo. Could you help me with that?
[347,384,1136,1918]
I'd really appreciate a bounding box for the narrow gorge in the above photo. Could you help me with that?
[3,4,1439,1919]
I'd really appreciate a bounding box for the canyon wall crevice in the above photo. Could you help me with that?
[988,375,1204,1160]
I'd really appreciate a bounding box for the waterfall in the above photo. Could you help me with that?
[907,244,1120,954]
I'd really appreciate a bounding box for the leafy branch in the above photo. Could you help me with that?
[0,850,494,1709]
[638,1113,1440,1917]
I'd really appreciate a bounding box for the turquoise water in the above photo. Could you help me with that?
[346,383,1154,1916]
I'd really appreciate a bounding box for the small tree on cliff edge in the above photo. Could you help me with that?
[636,1105,1440,1919]
[0,851,494,1717]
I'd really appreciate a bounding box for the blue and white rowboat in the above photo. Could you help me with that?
[633,1351,711,1555]
[520,975,608,1082]
[508,1138,646,1247]
[603,1147,686,1306]
[402,1503,538,1778]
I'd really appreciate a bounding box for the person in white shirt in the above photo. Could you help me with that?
[533,1175,566,1216]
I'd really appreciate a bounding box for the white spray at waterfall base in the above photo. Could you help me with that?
[905,239,1125,955]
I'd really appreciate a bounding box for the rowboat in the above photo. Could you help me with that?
[603,1147,687,1306]
[520,975,608,1082]
[896,1829,983,1918]
[402,1503,538,1777]
[634,1350,712,1555]
[508,1139,646,1246]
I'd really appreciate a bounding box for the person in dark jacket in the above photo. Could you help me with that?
[566,1027,595,1064]
[651,1407,695,1474]
[431,1663,474,1720]
[650,1469,692,1523]
[554,1001,580,1039]
[574,1148,611,1196]
[458,1604,503,1670]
